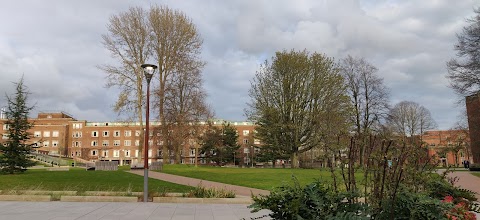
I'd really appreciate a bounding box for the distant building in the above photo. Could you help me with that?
[0,112,258,166]
[466,93,480,163]
[423,130,471,167]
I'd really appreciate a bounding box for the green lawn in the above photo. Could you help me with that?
[0,167,192,193]
[161,165,341,190]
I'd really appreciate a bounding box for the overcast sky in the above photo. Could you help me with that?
[0,0,477,130]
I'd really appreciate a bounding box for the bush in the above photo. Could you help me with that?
[185,184,235,198]
[250,179,369,220]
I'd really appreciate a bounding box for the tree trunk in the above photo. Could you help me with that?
[291,152,299,168]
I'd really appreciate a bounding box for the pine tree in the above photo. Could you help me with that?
[0,77,35,174]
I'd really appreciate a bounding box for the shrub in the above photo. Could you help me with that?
[185,184,235,198]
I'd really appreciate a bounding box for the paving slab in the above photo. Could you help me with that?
[0,201,271,220]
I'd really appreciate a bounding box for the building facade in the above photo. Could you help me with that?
[423,130,471,167]
[0,112,258,166]
[466,93,480,164]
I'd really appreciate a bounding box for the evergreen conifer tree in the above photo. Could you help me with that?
[0,77,35,174]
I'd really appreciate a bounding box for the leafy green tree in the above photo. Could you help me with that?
[0,77,35,174]
[200,123,240,165]
[247,50,349,168]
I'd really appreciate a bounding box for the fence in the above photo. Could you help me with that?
[95,161,118,171]
[31,152,70,166]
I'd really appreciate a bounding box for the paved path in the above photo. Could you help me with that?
[0,201,271,220]
[447,171,480,200]
[128,170,270,197]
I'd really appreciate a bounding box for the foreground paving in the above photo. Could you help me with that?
[128,170,270,197]
[447,171,480,200]
[0,201,271,220]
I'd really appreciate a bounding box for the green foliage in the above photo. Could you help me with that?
[200,123,240,165]
[247,49,350,168]
[0,77,36,174]
[250,178,369,220]
[185,183,235,198]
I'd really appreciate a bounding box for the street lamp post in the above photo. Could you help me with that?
[251,146,254,168]
[141,63,157,202]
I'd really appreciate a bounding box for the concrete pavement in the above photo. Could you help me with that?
[0,201,271,220]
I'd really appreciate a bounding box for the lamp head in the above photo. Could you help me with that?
[141,64,157,83]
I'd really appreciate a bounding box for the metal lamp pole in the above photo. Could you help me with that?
[141,64,157,202]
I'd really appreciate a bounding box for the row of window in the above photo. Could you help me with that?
[90,149,201,158]
[73,130,253,138]
[33,131,59,138]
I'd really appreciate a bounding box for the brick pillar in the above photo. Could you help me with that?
[466,93,480,164]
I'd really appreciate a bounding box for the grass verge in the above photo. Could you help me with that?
[0,168,193,193]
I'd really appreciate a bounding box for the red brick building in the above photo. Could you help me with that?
[0,112,258,166]
[466,93,480,164]
[423,130,471,167]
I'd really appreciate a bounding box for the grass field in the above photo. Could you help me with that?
[0,167,192,193]
[161,165,342,190]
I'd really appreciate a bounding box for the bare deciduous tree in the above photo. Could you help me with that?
[388,101,436,142]
[339,55,389,165]
[164,67,211,163]
[100,7,150,160]
[148,5,205,162]
[447,8,480,97]
[100,5,207,164]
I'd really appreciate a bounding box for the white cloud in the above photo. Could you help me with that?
[0,0,477,129]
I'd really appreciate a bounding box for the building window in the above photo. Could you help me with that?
[91,140,98,147]
[124,140,131,146]
[2,134,9,139]
[135,150,139,158]
[157,150,162,156]
[254,139,261,145]
[52,131,59,137]
[148,150,152,157]
[113,130,120,137]
[149,140,153,146]
[52,141,58,147]
[113,150,120,158]
[73,141,81,147]
[102,150,108,158]
[92,131,98,137]
[102,140,109,146]
[243,139,249,144]
[73,131,82,138]
[2,124,9,130]
[113,140,120,146]
[190,148,196,156]
[34,131,41,137]
[190,158,195,164]
[124,130,131,137]
[125,150,130,157]
[157,140,164,146]
[103,131,109,137]
[43,131,50,137]
[243,130,250,136]
[135,140,139,146]
[91,150,98,156]
[43,141,50,147]
[73,123,82,129]
[135,130,141,136]
[244,148,250,153]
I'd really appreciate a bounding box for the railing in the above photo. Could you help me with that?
[30,152,70,166]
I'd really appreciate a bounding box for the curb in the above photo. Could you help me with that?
[153,197,252,204]
[0,195,51,201]
[60,196,138,202]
